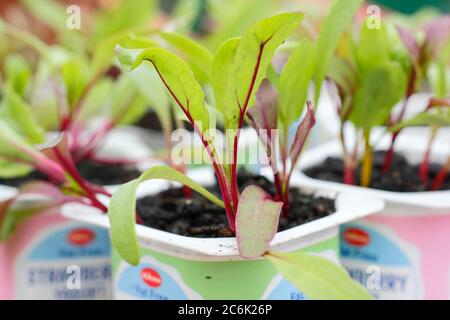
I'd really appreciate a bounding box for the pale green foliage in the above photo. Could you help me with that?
[314,0,364,103]
[350,62,407,129]
[116,45,210,133]
[278,38,315,138]
[223,13,303,127]
[109,166,224,265]
[266,252,373,300]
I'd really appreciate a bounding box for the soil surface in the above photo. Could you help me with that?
[137,171,335,238]
[135,109,250,132]
[304,151,450,192]
[0,160,141,187]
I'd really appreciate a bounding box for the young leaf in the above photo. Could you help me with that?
[61,58,89,108]
[247,80,279,175]
[160,32,214,82]
[391,110,450,131]
[129,63,173,137]
[212,37,240,114]
[115,45,209,133]
[289,102,316,167]
[266,251,373,300]
[236,185,283,259]
[0,159,32,179]
[248,79,279,131]
[0,85,45,144]
[314,0,363,103]
[224,12,303,126]
[278,38,315,137]
[0,119,39,164]
[109,166,225,265]
[355,22,390,73]
[4,54,31,96]
[350,62,407,129]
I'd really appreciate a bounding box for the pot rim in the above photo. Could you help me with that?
[297,139,450,209]
[61,169,384,261]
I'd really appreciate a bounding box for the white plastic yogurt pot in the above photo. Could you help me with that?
[316,92,450,146]
[62,169,384,300]
[298,137,450,300]
[0,128,152,300]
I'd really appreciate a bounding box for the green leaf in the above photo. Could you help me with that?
[236,185,282,259]
[116,45,209,133]
[4,54,31,96]
[350,62,407,129]
[0,85,45,144]
[92,32,157,75]
[314,0,363,103]
[61,58,89,108]
[355,22,390,73]
[212,37,241,115]
[0,159,32,178]
[92,0,156,40]
[328,55,357,96]
[392,110,450,131]
[0,119,38,166]
[224,13,303,126]
[278,38,315,137]
[205,0,278,49]
[129,63,172,135]
[109,166,225,265]
[160,32,214,82]
[266,251,373,300]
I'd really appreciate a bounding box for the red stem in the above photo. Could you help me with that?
[149,60,236,230]
[419,127,438,185]
[53,148,107,212]
[231,40,269,211]
[431,157,450,191]
[383,72,415,172]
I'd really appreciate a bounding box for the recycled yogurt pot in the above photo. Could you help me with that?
[0,129,152,300]
[316,92,450,146]
[62,170,384,300]
[298,138,450,300]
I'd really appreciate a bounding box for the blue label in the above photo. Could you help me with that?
[15,223,112,300]
[265,279,308,300]
[117,262,191,300]
[340,223,421,299]
[28,224,110,260]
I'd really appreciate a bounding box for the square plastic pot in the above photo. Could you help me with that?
[62,171,384,300]
[298,139,450,300]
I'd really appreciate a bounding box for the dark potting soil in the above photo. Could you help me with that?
[304,151,450,192]
[0,160,141,187]
[137,171,335,238]
[76,160,141,186]
[135,109,249,132]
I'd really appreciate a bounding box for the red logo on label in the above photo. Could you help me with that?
[141,268,162,288]
[343,228,370,247]
[68,228,95,246]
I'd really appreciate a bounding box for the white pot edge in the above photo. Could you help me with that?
[297,139,450,210]
[61,168,384,261]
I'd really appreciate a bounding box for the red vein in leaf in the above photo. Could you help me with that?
[147,59,236,230]
[231,39,271,209]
